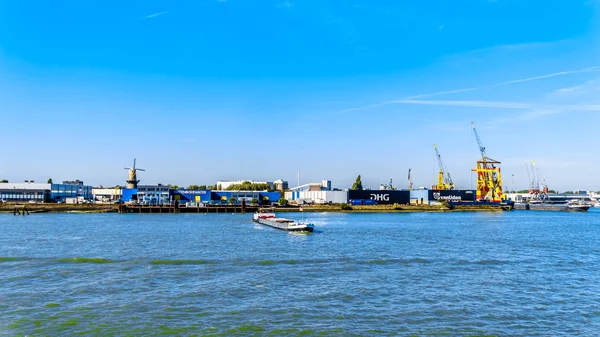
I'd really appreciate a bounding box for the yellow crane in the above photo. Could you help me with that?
[433,144,454,190]
[471,122,504,202]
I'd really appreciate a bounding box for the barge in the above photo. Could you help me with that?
[525,200,591,212]
[252,209,314,232]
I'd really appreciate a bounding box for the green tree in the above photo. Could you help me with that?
[251,198,259,205]
[564,191,574,194]
[228,197,236,204]
[187,185,201,190]
[517,190,529,193]
[0,179,8,183]
[47,178,53,184]
[226,181,271,191]
[207,185,217,190]
[340,203,353,210]
[351,175,363,190]
[168,184,181,190]
[279,198,288,206]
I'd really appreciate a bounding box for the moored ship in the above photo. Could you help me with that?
[527,200,590,212]
[252,208,314,232]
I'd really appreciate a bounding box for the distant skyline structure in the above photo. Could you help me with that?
[0,0,599,191]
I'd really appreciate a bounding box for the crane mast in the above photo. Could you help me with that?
[471,122,504,202]
[472,122,487,159]
[433,144,454,190]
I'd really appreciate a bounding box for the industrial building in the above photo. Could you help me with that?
[349,190,411,205]
[286,190,348,204]
[290,180,332,192]
[92,187,122,203]
[137,184,170,205]
[0,181,93,202]
[273,179,289,192]
[172,190,280,205]
[409,189,429,205]
[53,181,93,202]
[285,180,345,204]
[0,182,51,202]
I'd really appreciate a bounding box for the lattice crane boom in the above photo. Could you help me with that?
[470,122,504,202]
[434,144,454,190]
[471,122,487,160]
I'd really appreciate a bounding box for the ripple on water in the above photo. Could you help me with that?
[1,212,599,337]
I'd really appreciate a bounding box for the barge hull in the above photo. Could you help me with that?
[253,218,314,232]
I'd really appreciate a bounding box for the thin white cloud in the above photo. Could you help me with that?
[145,10,170,19]
[404,88,477,99]
[143,0,224,20]
[494,67,600,87]
[340,66,600,113]
[547,79,599,98]
[391,99,600,112]
[397,99,533,109]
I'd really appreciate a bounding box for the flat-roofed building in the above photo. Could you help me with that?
[0,182,51,202]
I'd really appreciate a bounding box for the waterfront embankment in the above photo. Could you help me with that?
[0,203,118,214]
[276,204,503,213]
[1,202,502,214]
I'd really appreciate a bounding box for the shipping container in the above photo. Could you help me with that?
[428,190,476,202]
[347,190,410,205]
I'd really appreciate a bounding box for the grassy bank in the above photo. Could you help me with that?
[1,202,503,214]
[0,203,118,213]
[275,204,503,213]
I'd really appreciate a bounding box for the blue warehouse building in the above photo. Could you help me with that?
[172,190,280,205]
[51,182,93,202]
[0,181,93,203]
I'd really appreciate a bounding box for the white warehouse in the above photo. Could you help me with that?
[285,190,348,204]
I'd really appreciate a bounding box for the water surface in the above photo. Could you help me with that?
[1,210,599,336]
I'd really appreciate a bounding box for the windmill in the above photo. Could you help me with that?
[124,158,145,189]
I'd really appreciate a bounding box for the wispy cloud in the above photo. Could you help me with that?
[143,0,226,20]
[389,99,600,112]
[494,67,600,87]
[145,10,170,19]
[547,79,600,99]
[404,87,477,100]
[339,66,600,113]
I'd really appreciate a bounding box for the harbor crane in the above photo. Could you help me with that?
[433,144,454,190]
[526,160,548,195]
[408,169,413,190]
[471,122,504,202]
[526,160,540,194]
[124,158,145,189]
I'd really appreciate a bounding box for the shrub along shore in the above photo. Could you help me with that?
[1,202,502,214]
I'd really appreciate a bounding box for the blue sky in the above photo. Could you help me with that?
[1,0,599,191]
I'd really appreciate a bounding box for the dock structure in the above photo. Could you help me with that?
[13,207,30,216]
[118,204,259,214]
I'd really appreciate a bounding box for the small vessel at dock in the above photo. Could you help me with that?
[526,199,590,212]
[252,208,314,232]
